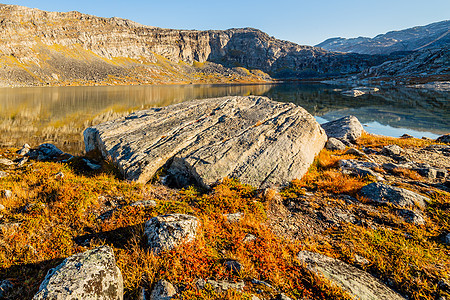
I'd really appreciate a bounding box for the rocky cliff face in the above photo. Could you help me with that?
[360,46,450,81]
[0,4,385,86]
[316,20,450,55]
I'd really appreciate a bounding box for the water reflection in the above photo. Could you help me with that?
[0,83,448,154]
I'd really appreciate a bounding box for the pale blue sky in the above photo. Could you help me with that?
[2,0,449,45]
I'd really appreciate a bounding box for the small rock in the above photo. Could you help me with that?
[243,233,257,243]
[27,143,64,161]
[145,214,199,253]
[17,144,31,156]
[82,158,102,170]
[354,254,370,266]
[150,280,176,300]
[251,295,261,300]
[33,246,123,300]
[321,115,364,144]
[55,172,64,180]
[339,159,383,181]
[130,200,157,208]
[1,190,12,199]
[0,204,5,211]
[436,134,450,144]
[196,279,245,292]
[397,209,425,225]
[0,171,6,178]
[381,144,403,156]
[16,157,28,167]
[400,134,413,139]
[224,260,243,274]
[345,148,368,157]
[0,280,13,298]
[224,212,243,223]
[251,278,274,289]
[360,182,429,208]
[0,158,14,166]
[441,232,450,245]
[325,137,346,151]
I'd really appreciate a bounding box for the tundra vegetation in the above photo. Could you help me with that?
[0,133,448,300]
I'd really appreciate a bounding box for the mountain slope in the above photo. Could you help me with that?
[316,20,450,55]
[0,4,386,87]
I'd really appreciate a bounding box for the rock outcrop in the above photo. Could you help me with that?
[360,182,429,208]
[33,246,123,300]
[297,251,405,300]
[84,96,327,189]
[0,4,386,87]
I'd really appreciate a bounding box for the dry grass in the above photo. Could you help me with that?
[357,132,437,149]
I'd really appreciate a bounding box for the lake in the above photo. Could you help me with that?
[0,83,448,154]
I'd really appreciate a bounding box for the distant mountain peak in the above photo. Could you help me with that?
[316,20,450,55]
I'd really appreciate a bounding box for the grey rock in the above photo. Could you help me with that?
[354,254,370,266]
[360,182,429,208]
[400,134,414,139]
[150,280,176,300]
[441,232,450,245]
[0,158,14,166]
[33,246,123,300]
[196,279,245,292]
[0,171,6,178]
[27,143,64,161]
[326,137,346,151]
[130,200,157,208]
[224,212,243,223]
[243,233,257,243]
[145,214,199,253]
[84,96,326,189]
[82,158,102,170]
[345,148,369,158]
[224,260,243,274]
[381,145,403,156]
[397,209,425,225]
[339,160,383,181]
[0,280,13,298]
[321,115,364,144]
[251,278,275,289]
[17,144,31,156]
[1,190,12,199]
[297,251,405,300]
[436,134,450,144]
[17,157,28,167]
[415,167,447,179]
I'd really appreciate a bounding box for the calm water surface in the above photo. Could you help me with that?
[0,83,448,154]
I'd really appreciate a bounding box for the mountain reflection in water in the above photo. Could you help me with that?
[0,83,448,154]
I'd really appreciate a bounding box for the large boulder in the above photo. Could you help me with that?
[84,96,326,189]
[321,115,364,144]
[360,182,429,208]
[33,246,123,300]
[297,251,405,300]
[145,214,199,253]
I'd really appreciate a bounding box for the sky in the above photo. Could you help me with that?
[2,0,449,46]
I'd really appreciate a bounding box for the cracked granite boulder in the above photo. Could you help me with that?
[33,246,123,300]
[84,96,326,189]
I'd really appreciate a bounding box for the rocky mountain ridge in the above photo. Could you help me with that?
[0,4,385,87]
[316,20,450,55]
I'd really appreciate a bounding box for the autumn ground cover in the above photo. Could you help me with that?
[0,134,448,299]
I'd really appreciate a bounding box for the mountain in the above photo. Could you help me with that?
[0,4,386,87]
[316,20,450,55]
